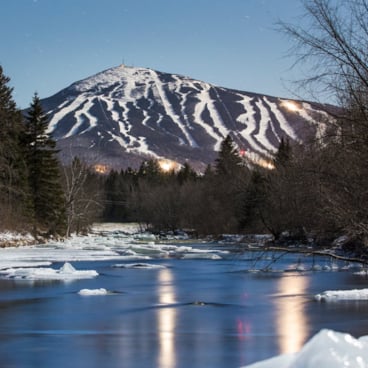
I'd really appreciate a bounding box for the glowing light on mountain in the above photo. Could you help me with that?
[93,164,109,174]
[239,149,246,157]
[159,159,176,172]
[241,151,275,170]
[282,100,300,112]
[258,158,275,170]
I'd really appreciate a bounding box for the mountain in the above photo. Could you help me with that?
[39,64,331,172]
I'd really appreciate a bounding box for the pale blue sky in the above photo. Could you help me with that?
[1,0,306,108]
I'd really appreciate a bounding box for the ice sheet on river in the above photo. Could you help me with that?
[0,262,98,280]
[315,288,368,301]
[0,231,227,270]
[243,329,368,368]
[113,263,166,269]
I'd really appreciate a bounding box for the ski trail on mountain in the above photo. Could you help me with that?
[192,84,228,151]
[150,70,197,147]
[235,95,268,155]
[264,98,299,143]
[172,75,199,148]
[64,98,97,138]
[43,64,329,169]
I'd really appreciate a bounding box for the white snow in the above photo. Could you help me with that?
[0,223,229,281]
[235,94,273,156]
[0,262,98,280]
[243,329,368,368]
[150,70,198,147]
[253,99,280,153]
[113,263,166,269]
[78,288,108,295]
[315,288,368,301]
[180,253,222,260]
[299,102,329,139]
[264,98,299,142]
[45,64,328,165]
[192,83,228,151]
[64,97,98,137]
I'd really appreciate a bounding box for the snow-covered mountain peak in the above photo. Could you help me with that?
[71,64,156,93]
[39,65,333,171]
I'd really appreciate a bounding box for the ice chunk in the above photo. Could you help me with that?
[180,253,222,260]
[60,262,76,273]
[242,329,368,368]
[315,288,368,301]
[0,262,98,280]
[78,288,108,295]
[113,263,166,269]
[242,354,295,368]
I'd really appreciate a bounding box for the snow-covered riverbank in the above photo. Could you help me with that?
[242,329,368,368]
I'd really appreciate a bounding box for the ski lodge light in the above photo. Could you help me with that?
[158,159,176,172]
[282,100,300,112]
[94,164,109,174]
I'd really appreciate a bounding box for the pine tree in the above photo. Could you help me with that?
[215,134,242,177]
[0,66,29,228]
[274,137,292,169]
[177,162,197,185]
[24,93,66,236]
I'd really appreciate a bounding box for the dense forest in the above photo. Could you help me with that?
[1,0,368,257]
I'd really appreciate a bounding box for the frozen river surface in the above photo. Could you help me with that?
[0,226,368,368]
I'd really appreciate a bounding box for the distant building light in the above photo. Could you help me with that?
[282,100,300,112]
[158,159,178,172]
[94,164,109,174]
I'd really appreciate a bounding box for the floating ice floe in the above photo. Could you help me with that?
[0,261,52,270]
[180,253,222,260]
[242,329,368,368]
[354,269,368,276]
[315,288,368,301]
[113,263,166,269]
[78,288,108,296]
[0,262,98,280]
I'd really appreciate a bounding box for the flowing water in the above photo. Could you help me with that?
[0,244,368,368]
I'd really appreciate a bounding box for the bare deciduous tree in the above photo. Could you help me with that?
[281,0,368,246]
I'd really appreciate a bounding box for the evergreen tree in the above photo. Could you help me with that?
[0,66,29,228]
[274,137,292,169]
[215,134,242,177]
[24,93,66,236]
[137,159,162,183]
[239,169,268,232]
[209,135,249,233]
[177,162,197,185]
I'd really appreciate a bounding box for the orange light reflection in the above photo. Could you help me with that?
[275,276,310,354]
[157,268,177,368]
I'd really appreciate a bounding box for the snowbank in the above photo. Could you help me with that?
[91,222,142,234]
[78,288,108,295]
[0,262,98,280]
[242,329,368,368]
[315,288,368,301]
[0,231,35,247]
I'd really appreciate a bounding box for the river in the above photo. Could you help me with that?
[0,231,367,368]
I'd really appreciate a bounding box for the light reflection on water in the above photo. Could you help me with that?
[157,268,177,368]
[0,255,367,368]
[275,275,310,354]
